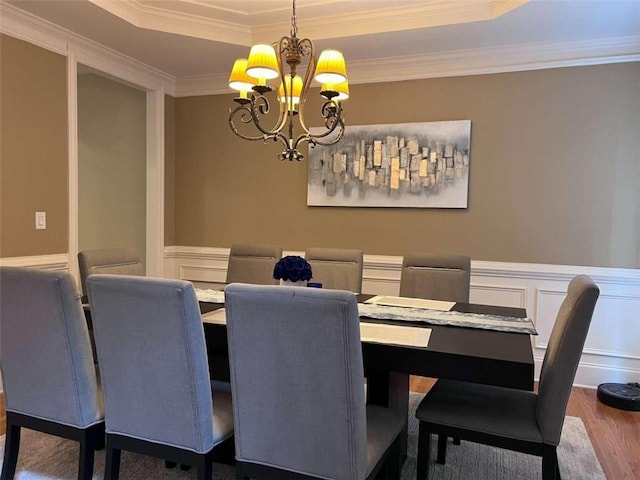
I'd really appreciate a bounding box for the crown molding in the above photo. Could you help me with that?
[87,0,526,46]
[0,1,176,93]
[0,0,68,54]
[253,0,528,44]
[88,0,251,46]
[3,0,638,101]
[174,35,640,97]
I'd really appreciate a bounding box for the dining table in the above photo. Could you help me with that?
[198,291,536,464]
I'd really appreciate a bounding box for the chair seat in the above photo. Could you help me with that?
[365,405,405,476]
[416,379,542,444]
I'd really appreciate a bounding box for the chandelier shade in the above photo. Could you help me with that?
[228,58,254,92]
[278,74,303,107]
[227,0,348,162]
[246,44,280,80]
[314,49,348,84]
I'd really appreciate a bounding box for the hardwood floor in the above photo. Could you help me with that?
[1,382,638,479]
[409,376,640,480]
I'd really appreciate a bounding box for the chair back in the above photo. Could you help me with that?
[399,253,471,302]
[305,247,364,293]
[225,284,367,480]
[78,248,144,297]
[86,275,216,452]
[225,243,282,285]
[0,267,102,428]
[536,275,599,445]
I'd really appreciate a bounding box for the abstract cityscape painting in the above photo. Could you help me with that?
[307,120,471,208]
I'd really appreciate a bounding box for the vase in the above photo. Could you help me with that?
[280,279,307,287]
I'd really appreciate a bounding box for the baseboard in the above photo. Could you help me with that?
[165,245,640,389]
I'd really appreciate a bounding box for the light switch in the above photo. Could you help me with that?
[35,211,46,230]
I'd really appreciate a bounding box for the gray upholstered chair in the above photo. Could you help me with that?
[0,267,105,480]
[86,275,234,480]
[78,248,144,300]
[399,253,471,302]
[415,275,599,480]
[224,283,405,480]
[225,243,282,285]
[305,247,364,293]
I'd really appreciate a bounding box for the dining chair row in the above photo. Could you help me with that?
[225,243,366,293]
[0,268,405,480]
[76,246,472,300]
[225,245,473,300]
[76,244,366,294]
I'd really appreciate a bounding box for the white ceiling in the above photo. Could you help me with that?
[3,0,640,86]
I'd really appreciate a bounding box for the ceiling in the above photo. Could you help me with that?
[3,0,640,88]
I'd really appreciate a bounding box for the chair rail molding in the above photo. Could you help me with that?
[0,254,69,271]
[165,245,640,389]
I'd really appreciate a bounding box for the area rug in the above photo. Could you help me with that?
[0,393,605,479]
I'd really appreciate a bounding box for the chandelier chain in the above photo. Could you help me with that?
[291,0,298,38]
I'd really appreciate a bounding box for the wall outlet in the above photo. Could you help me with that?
[35,211,46,230]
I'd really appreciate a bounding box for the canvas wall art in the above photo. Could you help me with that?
[307,120,471,208]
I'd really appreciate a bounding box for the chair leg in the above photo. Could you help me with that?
[104,443,121,480]
[384,435,403,480]
[77,433,95,480]
[235,462,250,480]
[416,422,431,480]
[0,422,21,480]
[196,454,212,480]
[78,423,104,480]
[542,444,560,480]
[436,435,447,464]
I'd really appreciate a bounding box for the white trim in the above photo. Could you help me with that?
[145,89,165,277]
[0,254,69,271]
[173,35,640,97]
[164,246,640,388]
[0,2,176,94]
[67,52,80,281]
[88,0,251,47]
[3,1,638,99]
[0,1,68,55]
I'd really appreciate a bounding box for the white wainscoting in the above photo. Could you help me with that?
[165,246,640,389]
[0,253,69,271]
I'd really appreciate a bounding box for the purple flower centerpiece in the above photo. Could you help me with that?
[273,255,313,286]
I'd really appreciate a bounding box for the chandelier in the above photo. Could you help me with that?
[227,0,348,162]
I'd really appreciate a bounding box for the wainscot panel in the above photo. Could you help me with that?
[165,246,640,389]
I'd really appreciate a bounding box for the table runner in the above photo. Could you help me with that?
[195,288,225,303]
[358,303,537,335]
[196,288,537,335]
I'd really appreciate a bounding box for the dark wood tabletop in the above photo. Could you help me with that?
[200,294,534,391]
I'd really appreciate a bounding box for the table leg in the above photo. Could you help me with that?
[366,368,409,463]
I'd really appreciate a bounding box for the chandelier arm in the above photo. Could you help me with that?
[248,94,282,137]
[304,101,345,145]
[273,36,294,135]
[229,105,272,142]
[229,101,286,143]
[294,37,316,137]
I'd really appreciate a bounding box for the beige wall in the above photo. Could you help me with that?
[0,34,68,257]
[165,94,176,246]
[77,73,146,259]
[174,63,640,268]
